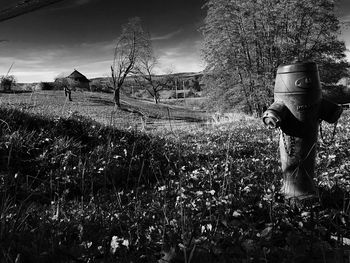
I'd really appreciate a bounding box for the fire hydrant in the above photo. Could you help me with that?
[262,61,342,199]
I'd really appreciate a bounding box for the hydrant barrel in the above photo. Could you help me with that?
[263,61,342,199]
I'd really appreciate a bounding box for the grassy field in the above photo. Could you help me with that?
[0,91,349,262]
[0,90,209,130]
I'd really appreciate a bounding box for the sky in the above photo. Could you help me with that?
[0,0,350,83]
[0,0,206,83]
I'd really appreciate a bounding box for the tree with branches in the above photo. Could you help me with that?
[111,17,149,107]
[134,39,173,104]
[202,0,350,114]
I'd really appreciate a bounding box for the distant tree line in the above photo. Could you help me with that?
[201,0,350,114]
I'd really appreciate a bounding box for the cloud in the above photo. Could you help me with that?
[0,41,114,82]
[157,54,204,74]
[80,39,117,52]
[340,14,350,23]
[155,40,205,74]
[48,0,95,11]
[75,0,93,5]
[11,70,57,83]
[75,59,112,78]
[151,29,183,41]
[0,33,204,82]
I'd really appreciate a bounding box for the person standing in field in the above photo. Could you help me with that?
[64,85,72,101]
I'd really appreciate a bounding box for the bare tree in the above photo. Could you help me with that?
[134,42,173,104]
[111,17,149,107]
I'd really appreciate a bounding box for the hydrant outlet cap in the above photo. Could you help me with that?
[262,111,281,129]
[277,62,318,74]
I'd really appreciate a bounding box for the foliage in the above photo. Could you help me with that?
[53,77,70,90]
[39,81,55,90]
[90,79,112,93]
[0,104,350,262]
[0,75,16,91]
[201,0,350,114]
[190,75,201,92]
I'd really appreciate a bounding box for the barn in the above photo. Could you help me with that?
[67,69,90,90]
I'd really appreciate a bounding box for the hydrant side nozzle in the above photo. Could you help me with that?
[262,110,281,129]
[262,101,288,129]
[319,98,343,124]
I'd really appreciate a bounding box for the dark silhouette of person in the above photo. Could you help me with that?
[64,85,72,101]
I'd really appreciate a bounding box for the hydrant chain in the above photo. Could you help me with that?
[281,129,295,157]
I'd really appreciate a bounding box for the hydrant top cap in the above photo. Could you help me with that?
[277,62,318,74]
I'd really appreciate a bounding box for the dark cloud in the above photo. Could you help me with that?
[0,0,348,82]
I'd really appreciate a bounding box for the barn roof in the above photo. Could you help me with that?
[67,70,90,82]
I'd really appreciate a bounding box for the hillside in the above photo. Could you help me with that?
[89,72,203,83]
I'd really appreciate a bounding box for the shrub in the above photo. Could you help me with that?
[38,82,55,90]
[0,75,16,91]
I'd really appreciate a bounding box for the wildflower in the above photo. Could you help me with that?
[206,223,212,231]
[158,185,166,191]
[110,236,119,254]
[195,191,203,196]
[207,190,215,195]
[122,239,129,248]
[232,211,241,217]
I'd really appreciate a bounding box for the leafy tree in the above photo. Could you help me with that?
[111,17,149,107]
[191,76,201,92]
[54,74,69,90]
[202,0,349,114]
[39,81,54,90]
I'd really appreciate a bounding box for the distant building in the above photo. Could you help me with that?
[67,69,90,90]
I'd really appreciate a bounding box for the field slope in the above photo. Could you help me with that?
[0,93,349,262]
[0,90,209,130]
